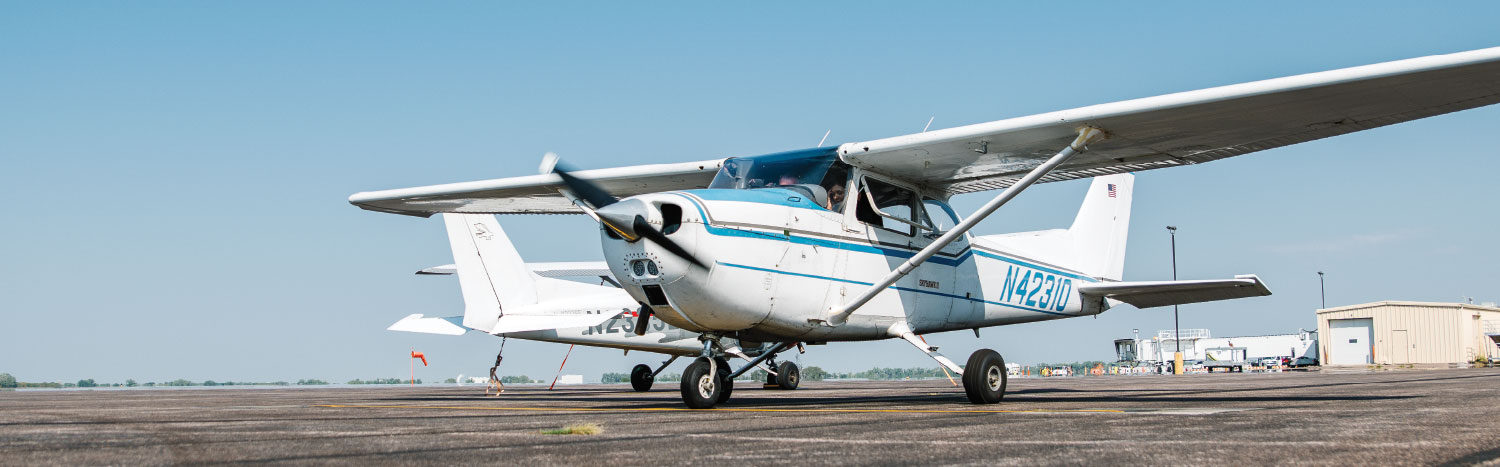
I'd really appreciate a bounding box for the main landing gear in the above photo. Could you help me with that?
[962,349,1007,404]
[764,360,800,390]
[892,322,1007,404]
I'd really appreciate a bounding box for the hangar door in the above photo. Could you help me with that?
[1329,318,1374,365]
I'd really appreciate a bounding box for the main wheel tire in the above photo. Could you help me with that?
[630,364,653,392]
[766,371,778,386]
[715,357,734,404]
[962,349,1007,404]
[776,361,800,390]
[679,357,720,409]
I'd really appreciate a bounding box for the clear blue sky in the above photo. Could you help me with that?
[3,2,1498,384]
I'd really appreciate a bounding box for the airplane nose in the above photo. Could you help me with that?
[594,199,651,241]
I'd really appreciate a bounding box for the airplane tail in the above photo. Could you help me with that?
[1064,173,1132,281]
[976,174,1132,281]
[440,214,624,334]
[444,214,538,331]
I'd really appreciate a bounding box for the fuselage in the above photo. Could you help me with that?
[602,149,1110,342]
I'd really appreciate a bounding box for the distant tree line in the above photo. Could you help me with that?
[347,378,414,385]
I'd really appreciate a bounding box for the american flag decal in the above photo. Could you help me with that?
[1107,183,1117,198]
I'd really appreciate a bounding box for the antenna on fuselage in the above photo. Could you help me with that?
[922,116,935,133]
[817,129,831,147]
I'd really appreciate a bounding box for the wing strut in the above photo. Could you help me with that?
[820,127,1106,326]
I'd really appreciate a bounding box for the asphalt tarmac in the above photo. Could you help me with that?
[4,369,1500,465]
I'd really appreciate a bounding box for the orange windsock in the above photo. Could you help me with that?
[411,350,427,366]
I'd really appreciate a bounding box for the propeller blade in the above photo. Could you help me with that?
[633,305,652,336]
[542,153,618,209]
[632,215,707,269]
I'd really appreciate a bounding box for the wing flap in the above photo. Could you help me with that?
[840,47,1500,194]
[349,159,724,216]
[1078,274,1271,309]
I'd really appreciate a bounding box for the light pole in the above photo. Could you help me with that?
[1167,226,1182,375]
[1317,271,1326,309]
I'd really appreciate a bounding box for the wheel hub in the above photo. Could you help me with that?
[697,375,715,398]
[987,366,1002,391]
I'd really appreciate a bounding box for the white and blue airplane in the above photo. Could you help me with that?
[353,47,1500,408]
[389,213,807,393]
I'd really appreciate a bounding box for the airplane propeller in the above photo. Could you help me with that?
[541,153,707,270]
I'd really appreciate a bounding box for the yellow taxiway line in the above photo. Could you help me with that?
[315,404,1124,414]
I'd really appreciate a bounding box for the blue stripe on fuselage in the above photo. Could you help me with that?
[669,191,1098,283]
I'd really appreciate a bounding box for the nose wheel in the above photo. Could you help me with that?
[962,349,1007,404]
[629,364,653,392]
[684,358,723,408]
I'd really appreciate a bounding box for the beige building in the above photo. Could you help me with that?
[1316,301,1500,366]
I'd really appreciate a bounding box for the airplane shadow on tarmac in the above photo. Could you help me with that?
[370,373,1458,407]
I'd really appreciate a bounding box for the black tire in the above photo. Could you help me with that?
[766,371,778,386]
[962,349,1006,404]
[630,364,653,392]
[715,357,734,404]
[776,361,800,390]
[679,357,720,409]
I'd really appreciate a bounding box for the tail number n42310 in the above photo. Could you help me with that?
[1000,265,1072,312]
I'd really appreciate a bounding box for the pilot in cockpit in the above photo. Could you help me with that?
[824,182,845,211]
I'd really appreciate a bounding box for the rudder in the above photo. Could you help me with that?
[442,214,538,332]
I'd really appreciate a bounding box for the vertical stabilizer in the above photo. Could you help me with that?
[443,214,538,331]
[1066,174,1133,281]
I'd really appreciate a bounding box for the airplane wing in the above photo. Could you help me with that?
[350,47,1500,213]
[350,159,724,216]
[839,47,1500,195]
[1077,275,1271,309]
[416,261,612,278]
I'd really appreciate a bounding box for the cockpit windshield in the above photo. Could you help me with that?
[708,147,841,190]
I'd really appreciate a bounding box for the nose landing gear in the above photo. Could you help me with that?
[680,357,734,409]
[628,355,678,392]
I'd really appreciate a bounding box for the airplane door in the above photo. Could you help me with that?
[851,174,953,330]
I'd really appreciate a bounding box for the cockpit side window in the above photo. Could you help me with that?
[920,197,960,232]
[855,176,917,236]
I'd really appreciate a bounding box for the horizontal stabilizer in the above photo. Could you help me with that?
[387,314,469,336]
[415,261,611,279]
[1077,275,1271,309]
[490,314,615,334]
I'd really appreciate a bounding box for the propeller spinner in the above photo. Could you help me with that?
[541,153,706,269]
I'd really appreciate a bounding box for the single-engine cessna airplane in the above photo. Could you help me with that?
[388,213,807,393]
[352,47,1500,408]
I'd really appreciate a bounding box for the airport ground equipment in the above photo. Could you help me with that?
[355,46,1500,408]
[1203,347,1250,373]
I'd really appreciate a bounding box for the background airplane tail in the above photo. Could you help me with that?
[443,214,538,331]
[1065,173,1133,281]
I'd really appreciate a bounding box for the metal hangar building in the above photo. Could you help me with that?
[1316,301,1500,366]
